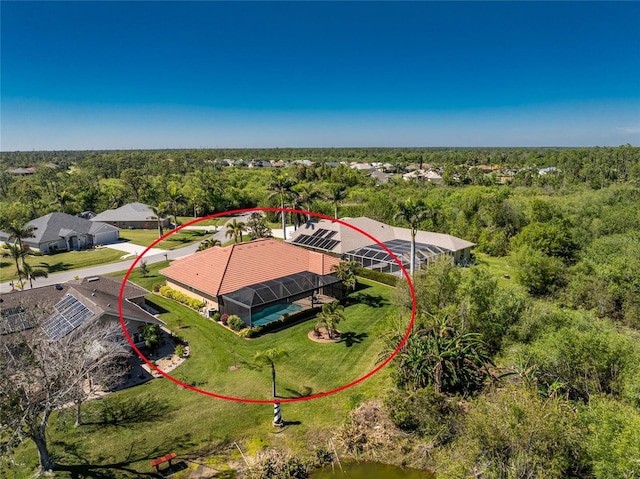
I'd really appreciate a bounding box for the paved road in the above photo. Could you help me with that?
[0,214,257,294]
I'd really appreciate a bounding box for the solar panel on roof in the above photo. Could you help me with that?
[325,239,339,250]
[0,307,36,334]
[311,229,326,237]
[42,294,94,340]
[325,231,337,240]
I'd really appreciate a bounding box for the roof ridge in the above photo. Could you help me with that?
[215,243,236,296]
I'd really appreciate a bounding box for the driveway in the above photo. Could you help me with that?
[104,241,165,259]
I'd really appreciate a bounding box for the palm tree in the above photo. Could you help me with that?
[254,348,288,398]
[197,237,222,251]
[331,260,359,292]
[295,184,322,221]
[55,190,75,214]
[22,263,48,289]
[5,220,36,250]
[393,198,434,276]
[315,300,346,339]
[149,203,169,238]
[267,174,297,239]
[1,243,28,283]
[225,219,246,244]
[165,183,184,227]
[326,184,347,219]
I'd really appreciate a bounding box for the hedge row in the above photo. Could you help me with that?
[356,269,399,287]
[243,306,321,338]
[159,286,206,310]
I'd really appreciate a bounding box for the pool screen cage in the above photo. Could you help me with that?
[344,239,451,275]
[220,272,343,327]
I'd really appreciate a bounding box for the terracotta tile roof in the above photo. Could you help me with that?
[160,239,340,296]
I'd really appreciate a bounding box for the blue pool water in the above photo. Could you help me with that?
[251,303,302,326]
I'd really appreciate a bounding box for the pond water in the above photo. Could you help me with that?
[251,302,302,326]
[311,461,434,479]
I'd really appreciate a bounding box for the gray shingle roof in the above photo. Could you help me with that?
[91,202,167,222]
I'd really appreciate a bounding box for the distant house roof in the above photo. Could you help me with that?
[369,171,393,183]
[7,167,36,175]
[0,276,162,337]
[160,238,340,297]
[0,213,119,246]
[288,217,475,255]
[91,202,167,223]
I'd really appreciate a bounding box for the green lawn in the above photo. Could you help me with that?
[474,252,518,284]
[119,229,213,250]
[4,278,396,478]
[0,248,125,283]
[177,216,224,227]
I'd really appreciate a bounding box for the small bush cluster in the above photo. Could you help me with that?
[158,286,206,310]
[220,314,229,325]
[355,269,398,286]
[243,307,321,338]
[227,315,245,331]
[244,449,309,479]
[152,282,164,293]
[175,344,186,358]
[211,312,221,322]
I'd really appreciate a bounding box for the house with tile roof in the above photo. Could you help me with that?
[0,276,163,346]
[0,212,120,253]
[288,217,475,275]
[160,238,343,327]
[90,202,170,230]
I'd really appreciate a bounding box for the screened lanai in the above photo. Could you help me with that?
[219,271,343,327]
[344,239,451,275]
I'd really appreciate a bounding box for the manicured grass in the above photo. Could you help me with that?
[4,278,396,478]
[119,229,212,250]
[104,260,169,291]
[177,216,223,227]
[0,248,125,282]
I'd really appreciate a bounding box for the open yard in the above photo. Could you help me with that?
[0,247,125,283]
[119,228,213,250]
[5,278,397,478]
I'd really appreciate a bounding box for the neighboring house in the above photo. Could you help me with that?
[7,167,36,176]
[0,276,164,347]
[350,162,376,172]
[288,216,475,275]
[0,212,119,253]
[369,171,394,184]
[402,169,442,182]
[91,202,170,230]
[160,238,342,327]
[538,166,559,175]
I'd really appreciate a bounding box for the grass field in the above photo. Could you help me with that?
[0,247,125,283]
[119,229,212,250]
[4,277,396,478]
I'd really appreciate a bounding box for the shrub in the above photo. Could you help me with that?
[227,315,245,331]
[212,312,221,322]
[439,387,583,479]
[158,286,205,310]
[356,269,398,286]
[384,388,458,444]
[152,282,164,293]
[175,344,186,358]
[220,314,229,325]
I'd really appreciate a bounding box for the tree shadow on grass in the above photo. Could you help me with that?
[53,442,172,478]
[81,395,171,428]
[281,386,313,399]
[40,261,72,273]
[349,292,388,308]
[336,332,368,348]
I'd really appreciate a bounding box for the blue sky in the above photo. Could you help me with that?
[1,1,639,150]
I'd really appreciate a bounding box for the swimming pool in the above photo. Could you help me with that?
[251,302,302,327]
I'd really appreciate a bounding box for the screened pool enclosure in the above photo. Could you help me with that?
[343,239,452,275]
[219,271,343,327]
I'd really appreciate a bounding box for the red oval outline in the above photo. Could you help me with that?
[118,207,416,403]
